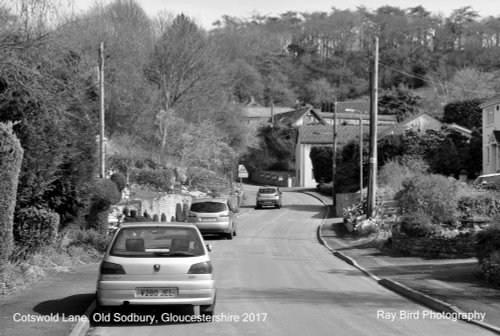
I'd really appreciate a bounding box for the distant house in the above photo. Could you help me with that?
[295,112,471,188]
[480,95,500,174]
[274,105,327,126]
[295,124,392,188]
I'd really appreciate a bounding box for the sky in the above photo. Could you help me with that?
[74,0,500,29]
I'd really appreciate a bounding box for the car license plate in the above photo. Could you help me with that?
[201,218,217,222]
[135,288,178,297]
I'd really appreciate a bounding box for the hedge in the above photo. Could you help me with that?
[14,207,60,258]
[0,123,24,264]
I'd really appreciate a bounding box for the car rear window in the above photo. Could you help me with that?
[190,201,228,213]
[110,226,204,257]
[258,188,277,194]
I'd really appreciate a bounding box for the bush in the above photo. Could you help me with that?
[395,174,460,227]
[474,222,500,285]
[86,179,121,232]
[68,229,110,253]
[129,168,175,191]
[110,172,126,192]
[379,155,429,195]
[0,122,23,264]
[317,182,333,196]
[13,207,60,258]
[175,203,184,222]
[399,210,440,237]
[457,190,500,219]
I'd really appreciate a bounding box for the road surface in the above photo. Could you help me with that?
[87,188,494,336]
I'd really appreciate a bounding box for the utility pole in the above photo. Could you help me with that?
[99,42,105,179]
[332,96,338,216]
[359,110,363,203]
[367,37,379,217]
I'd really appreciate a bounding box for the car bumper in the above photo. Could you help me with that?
[190,222,232,234]
[96,280,216,307]
[256,200,278,206]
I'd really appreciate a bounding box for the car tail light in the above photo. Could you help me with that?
[100,261,126,274]
[188,261,213,274]
[219,211,229,218]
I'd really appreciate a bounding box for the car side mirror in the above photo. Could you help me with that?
[206,244,212,252]
[233,208,240,213]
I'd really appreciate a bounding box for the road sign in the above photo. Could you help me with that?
[238,164,248,178]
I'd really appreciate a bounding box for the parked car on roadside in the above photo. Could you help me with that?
[255,186,282,209]
[187,198,238,239]
[473,173,500,190]
[96,222,216,318]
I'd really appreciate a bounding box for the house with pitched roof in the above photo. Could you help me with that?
[295,112,471,187]
[295,124,391,187]
[480,95,500,174]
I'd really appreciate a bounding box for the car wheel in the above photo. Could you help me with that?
[226,232,233,240]
[275,203,281,209]
[200,301,215,319]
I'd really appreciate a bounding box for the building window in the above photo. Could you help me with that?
[487,107,494,125]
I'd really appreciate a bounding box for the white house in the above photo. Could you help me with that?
[480,95,500,174]
[294,113,466,188]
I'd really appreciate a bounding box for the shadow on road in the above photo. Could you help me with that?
[33,293,95,316]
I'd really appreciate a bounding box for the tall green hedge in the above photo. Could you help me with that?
[14,207,60,258]
[0,123,24,264]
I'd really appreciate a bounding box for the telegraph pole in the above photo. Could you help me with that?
[367,37,379,217]
[359,110,363,203]
[332,96,338,215]
[99,42,105,178]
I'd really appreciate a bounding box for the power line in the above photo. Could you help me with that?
[379,62,495,96]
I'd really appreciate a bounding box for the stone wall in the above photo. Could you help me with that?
[116,194,193,222]
[390,230,476,259]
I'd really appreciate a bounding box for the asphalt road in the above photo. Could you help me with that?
[87,188,495,336]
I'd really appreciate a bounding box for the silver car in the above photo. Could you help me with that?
[96,223,216,317]
[187,198,238,239]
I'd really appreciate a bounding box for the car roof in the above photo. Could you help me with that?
[476,173,500,178]
[191,197,228,203]
[119,222,198,229]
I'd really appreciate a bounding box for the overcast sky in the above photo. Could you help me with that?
[74,0,500,29]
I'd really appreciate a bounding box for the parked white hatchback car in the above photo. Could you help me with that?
[96,222,216,317]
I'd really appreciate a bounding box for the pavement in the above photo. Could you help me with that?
[1,187,500,336]
[305,190,500,335]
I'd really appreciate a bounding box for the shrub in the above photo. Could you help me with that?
[457,190,500,219]
[317,182,333,196]
[399,210,440,237]
[395,174,460,227]
[175,203,184,222]
[160,213,167,222]
[0,122,23,264]
[129,168,175,191]
[379,155,429,195]
[86,179,121,232]
[13,207,60,258]
[68,229,110,253]
[110,172,126,192]
[355,217,383,236]
[474,222,500,285]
